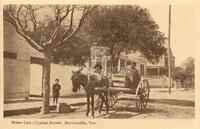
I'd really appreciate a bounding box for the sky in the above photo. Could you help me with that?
[141,4,198,66]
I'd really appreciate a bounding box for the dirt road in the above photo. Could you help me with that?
[6,89,194,119]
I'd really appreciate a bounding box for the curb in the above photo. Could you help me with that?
[4,102,86,117]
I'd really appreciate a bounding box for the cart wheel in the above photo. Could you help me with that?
[95,95,101,110]
[135,95,144,110]
[108,92,118,107]
[135,79,150,111]
[95,92,118,109]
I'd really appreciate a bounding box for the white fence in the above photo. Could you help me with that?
[30,63,85,97]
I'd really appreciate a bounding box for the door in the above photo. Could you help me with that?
[30,64,43,96]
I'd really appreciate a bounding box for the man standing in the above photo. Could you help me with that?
[52,78,61,104]
[131,65,141,89]
[93,64,104,81]
[92,64,109,88]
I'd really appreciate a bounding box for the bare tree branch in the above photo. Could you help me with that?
[48,7,62,43]
[16,5,28,33]
[4,5,97,53]
[4,5,44,52]
[60,5,97,44]
[49,5,74,43]
[60,7,75,41]
[28,5,37,31]
[60,6,73,21]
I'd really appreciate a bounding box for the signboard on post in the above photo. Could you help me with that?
[90,46,110,60]
[90,46,111,75]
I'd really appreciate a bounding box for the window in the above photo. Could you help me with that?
[30,57,44,65]
[126,61,131,65]
[120,59,125,68]
[165,57,168,67]
[4,51,17,59]
[132,62,136,67]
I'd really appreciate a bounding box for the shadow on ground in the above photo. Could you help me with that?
[96,105,169,119]
[149,99,194,107]
[116,98,194,107]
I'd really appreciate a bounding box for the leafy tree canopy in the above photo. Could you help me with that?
[83,5,166,66]
[180,57,195,75]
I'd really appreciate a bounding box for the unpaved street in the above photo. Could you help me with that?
[6,89,194,119]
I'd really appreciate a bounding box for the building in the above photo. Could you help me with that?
[117,52,148,76]
[4,21,44,99]
[116,46,175,88]
[90,46,148,77]
[146,48,175,77]
[145,48,175,88]
[3,21,84,100]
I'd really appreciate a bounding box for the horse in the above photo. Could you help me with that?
[71,68,109,118]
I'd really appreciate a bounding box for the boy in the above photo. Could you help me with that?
[52,78,61,104]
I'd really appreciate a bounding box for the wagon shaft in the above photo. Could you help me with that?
[95,87,136,94]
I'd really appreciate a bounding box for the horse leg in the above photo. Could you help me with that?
[105,92,109,114]
[91,95,95,118]
[99,93,105,114]
[86,94,90,117]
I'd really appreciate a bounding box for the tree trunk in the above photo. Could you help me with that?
[111,55,118,73]
[40,52,51,114]
[110,51,121,73]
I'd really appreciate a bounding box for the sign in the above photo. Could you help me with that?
[90,46,110,60]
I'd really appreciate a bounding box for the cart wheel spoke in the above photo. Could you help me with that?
[108,93,118,107]
[136,79,150,111]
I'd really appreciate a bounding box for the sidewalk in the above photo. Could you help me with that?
[4,96,87,117]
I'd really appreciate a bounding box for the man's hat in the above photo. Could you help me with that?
[93,64,102,70]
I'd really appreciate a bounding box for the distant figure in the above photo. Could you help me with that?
[52,78,61,104]
[131,65,141,89]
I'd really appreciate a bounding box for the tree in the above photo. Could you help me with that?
[180,57,195,86]
[3,4,96,114]
[52,35,91,65]
[172,57,195,88]
[172,66,186,87]
[84,5,166,68]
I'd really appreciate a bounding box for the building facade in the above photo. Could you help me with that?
[3,21,84,100]
[146,49,175,77]
[4,21,44,99]
[118,52,148,77]
[90,46,148,77]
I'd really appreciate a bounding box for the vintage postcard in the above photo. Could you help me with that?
[0,0,199,129]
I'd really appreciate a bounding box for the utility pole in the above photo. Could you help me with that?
[168,5,172,94]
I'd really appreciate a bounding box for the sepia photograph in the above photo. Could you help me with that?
[2,3,196,121]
